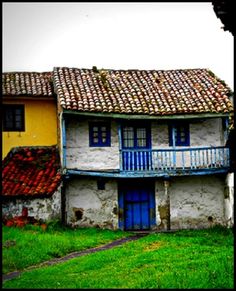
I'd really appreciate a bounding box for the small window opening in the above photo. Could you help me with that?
[208,216,213,222]
[75,209,83,220]
[97,180,106,190]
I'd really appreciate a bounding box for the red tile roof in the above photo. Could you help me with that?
[53,67,233,115]
[2,72,54,97]
[2,146,61,197]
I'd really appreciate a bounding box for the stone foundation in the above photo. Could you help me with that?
[155,175,226,230]
[65,175,230,230]
[65,177,118,229]
[2,186,61,221]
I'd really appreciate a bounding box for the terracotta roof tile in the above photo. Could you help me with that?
[53,67,233,115]
[2,72,54,97]
[2,146,61,197]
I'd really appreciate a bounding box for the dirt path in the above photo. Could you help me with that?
[2,232,148,282]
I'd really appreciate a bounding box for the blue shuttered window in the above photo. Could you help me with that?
[169,123,190,146]
[89,122,111,147]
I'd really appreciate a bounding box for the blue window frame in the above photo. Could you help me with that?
[89,122,111,147]
[169,123,190,146]
[122,124,151,149]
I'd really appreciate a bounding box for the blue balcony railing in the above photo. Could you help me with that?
[121,146,230,174]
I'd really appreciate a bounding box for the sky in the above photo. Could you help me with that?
[2,2,234,89]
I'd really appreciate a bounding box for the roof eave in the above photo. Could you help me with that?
[62,109,232,120]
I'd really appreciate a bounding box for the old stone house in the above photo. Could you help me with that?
[2,146,62,221]
[53,66,234,231]
[2,72,61,221]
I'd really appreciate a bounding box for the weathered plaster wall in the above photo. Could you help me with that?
[224,172,234,227]
[65,117,225,171]
[66,119,119,170]
[65,175,227,231]
[152,118,224,148]
[2,186,61,221]
[155,175,226,230]
[152,121,169,148]
[66,177,118,229]
[151,118,225,169]
[190,118,223,147]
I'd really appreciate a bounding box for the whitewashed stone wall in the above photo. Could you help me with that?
[66,119,119,170]
[224,172,234,227]
[66,117,225,171]
[155,175,226,230]
[190,118,223,147]
[152,118,224,148]
[66,177,119,229]
[151,118,225,169]
[2,186,61,221]
[65,175,229,231]
[152,121,169,148]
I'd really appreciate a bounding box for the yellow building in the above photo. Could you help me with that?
[2,72,58,158]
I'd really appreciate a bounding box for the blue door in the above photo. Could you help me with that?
[118,181,156,230]
[122,124,152,171]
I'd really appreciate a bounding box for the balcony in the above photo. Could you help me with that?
[120,146,230,176]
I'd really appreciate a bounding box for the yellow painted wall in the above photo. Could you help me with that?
[2,99,58,158]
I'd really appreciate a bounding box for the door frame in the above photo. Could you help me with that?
[121,122,152,171]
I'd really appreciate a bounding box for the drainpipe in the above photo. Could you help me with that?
[164,178,171,230]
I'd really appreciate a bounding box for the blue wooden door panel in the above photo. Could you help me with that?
[119,180,156,231]
[133,202,141,230]
[124,188,151,230]
[141,202,149,230]
[125,203,133,230]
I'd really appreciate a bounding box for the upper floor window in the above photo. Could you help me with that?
[122,124,151,149]
[3,104,25,132]
[89,122,111,147]
[169,123,190,146]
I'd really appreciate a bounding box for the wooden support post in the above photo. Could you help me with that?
[172,126,176,169]
[164,178,171,231]
[118,122,123,171]
[62,115,67,169]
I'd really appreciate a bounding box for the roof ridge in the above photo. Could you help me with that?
[53,66,209,72]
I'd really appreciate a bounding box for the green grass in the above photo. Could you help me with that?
[3,225,234,289]
[2,221,131,274]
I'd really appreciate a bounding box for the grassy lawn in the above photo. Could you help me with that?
[2,222,131,274]
[2,225,234,289]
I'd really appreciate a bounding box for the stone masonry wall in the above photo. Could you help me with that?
[152,118,224,148]
[151,118,225,168]
[2,186,61,221]
[65,175,227,231]
[66,177,118,229]
[66,119,119,170]
[155,175,226,230]
[65,117,225,171]
[224,172,234,227]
